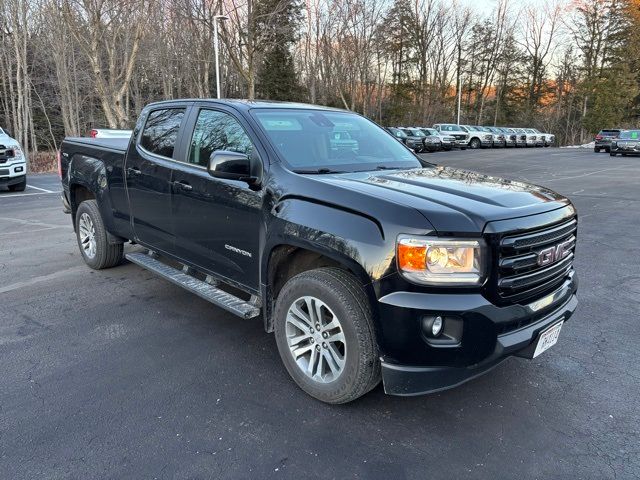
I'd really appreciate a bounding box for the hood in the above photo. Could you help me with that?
[0,133,19,146]
[310,166,570,233]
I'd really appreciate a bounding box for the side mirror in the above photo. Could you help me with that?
[207,150,261,186]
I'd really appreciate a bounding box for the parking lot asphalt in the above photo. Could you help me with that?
[1,148,639,479]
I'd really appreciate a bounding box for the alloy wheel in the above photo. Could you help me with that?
[285,296,346,383]
[78,212,97,259]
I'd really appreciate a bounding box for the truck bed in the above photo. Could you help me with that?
[63,136,130,152]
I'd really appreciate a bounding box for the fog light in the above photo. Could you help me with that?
[432,316,443,336]
[15,166,23,173]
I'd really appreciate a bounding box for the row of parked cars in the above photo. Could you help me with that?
[386,124,555,153]
[594,128,640,156]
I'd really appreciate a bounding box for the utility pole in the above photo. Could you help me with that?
[456,74,462,125]
[213,15,229,99]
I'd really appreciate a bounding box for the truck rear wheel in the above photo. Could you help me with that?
[274,267,380,404]
[75,200,123,270]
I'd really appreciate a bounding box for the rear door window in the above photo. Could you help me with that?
[140,108,186,158]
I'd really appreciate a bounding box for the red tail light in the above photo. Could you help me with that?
[89,129,98,138]
[595,134,602,140]
[57,150,62,178]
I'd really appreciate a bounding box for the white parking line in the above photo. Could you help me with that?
[27,184,55,193]
[0,191,58,198]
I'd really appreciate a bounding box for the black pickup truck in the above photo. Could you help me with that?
[59,99,578,404]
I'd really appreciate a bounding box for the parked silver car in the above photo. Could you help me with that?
[419,127,457,150]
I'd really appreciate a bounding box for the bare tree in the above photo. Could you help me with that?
[62,0,151,128]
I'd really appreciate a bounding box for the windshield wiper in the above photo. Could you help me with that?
[293,168,347,174]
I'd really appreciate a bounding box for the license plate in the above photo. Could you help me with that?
[533,321,563,358]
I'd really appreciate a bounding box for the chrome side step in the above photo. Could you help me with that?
[125,252,260,319]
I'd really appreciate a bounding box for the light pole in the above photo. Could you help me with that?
[456,73,462,125]
[213,14,229,99]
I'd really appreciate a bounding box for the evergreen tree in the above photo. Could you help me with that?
[255,0,303,101]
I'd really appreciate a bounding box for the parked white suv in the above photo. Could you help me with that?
[433,124,468,149]
[0,127,27,192]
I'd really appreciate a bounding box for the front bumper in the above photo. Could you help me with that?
[0,160,27,183]
[424,142,441,152]
[611,144,640,154]
[378,274,578,396]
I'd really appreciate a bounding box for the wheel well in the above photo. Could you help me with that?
[269,246,343,300]
[70,185,95,213]
[264,245,376,333]
[70,184,96,223]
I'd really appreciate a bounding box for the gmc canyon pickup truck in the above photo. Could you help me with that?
[60,99,578,404]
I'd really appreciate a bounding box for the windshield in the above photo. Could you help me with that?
[423,128,438,136]
[619,130,640,139]
[253,109,423,172]
[405,128,425,137]
[388,127,407,138]
[439,124,463,132]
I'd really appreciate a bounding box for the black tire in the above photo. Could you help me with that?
[8,177,26,192]
[610,151,616,157]
[594,147,600,153]
[274,267,380,404]
[469,138,481,149]
[75,200,123,270]
[605,147,611,153]
[461,147,467,150]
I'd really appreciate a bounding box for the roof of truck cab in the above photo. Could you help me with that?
[145,99,348,112]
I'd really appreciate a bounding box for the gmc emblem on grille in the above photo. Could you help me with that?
[537,240,573,267]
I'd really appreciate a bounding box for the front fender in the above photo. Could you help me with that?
[264,198,395,285]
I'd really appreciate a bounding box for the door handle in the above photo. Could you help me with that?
[127,167,141,176]
[174,180,193,191]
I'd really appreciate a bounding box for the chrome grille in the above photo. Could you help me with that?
[497,218,577,303]
[0,144,14,163]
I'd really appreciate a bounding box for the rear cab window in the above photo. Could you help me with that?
[140,108,186,158]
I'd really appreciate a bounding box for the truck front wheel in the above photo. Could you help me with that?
[75,200,123,269]
[274,267,380,404]
[8,177,26,192]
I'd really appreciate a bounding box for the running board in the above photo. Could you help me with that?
[125,252,260,319]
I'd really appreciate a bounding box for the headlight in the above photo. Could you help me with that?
[13,145,23,159]
[397,236,486,285]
